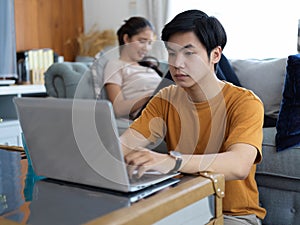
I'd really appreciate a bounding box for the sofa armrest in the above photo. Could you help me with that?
[257,127,300,180]
[44,62,95,99]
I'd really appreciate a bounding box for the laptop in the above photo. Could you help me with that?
[13,97,180,194]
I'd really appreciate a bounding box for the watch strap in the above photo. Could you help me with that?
[169,151,182,173]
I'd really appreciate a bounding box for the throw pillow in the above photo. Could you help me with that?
[276,54,300,151]
[217,54,241,87]
[230,58,287,121]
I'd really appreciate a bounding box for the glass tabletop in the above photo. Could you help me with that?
[0,149,134,225]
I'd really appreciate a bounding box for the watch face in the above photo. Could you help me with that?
[170,151,181,158]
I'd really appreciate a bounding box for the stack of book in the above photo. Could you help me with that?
[17,48,54,85]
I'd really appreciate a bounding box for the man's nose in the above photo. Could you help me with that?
[173,54,184,69]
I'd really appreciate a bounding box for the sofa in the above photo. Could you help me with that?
[231,57,300,225]
[44,55,300,225]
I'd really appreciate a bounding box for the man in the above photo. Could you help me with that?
[120,10,266,225]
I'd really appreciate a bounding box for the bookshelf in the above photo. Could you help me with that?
[17,48,54,84]
[0,85,46,146]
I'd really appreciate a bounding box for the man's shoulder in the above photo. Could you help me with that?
[223,82,264,116]
[224,82,262,102]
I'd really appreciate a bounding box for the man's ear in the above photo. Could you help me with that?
[211,46,222,64]
[123,34,130,44]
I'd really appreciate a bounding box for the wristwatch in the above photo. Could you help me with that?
[168,151,182,173]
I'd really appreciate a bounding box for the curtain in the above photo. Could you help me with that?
[143,0,170,61]
[0,0,17,78]
[297,19,300,53]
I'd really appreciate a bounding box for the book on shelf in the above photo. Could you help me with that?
[17,48,54,85]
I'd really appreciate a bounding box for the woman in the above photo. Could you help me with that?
[103,17,162,119]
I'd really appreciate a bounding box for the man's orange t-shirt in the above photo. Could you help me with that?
[130,82,267,219]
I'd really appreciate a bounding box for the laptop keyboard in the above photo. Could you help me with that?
[129,171,167,185]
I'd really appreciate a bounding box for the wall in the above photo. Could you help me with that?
[15,0,84,61]
[82,0,168,61]
[83,0,147,33]
[14,0,148,62]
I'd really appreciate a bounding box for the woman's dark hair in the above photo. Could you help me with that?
[117,17,154,46]
[117,17,163,76]
[161,10,227,59]
[139,56,163,77]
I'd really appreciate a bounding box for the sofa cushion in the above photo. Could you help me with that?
[276,54,300,151]
[257,127,300,225]
[256,185,300,225]
[257,127,300,180]
[230,58,287,120]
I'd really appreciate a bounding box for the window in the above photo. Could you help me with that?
[167,0,300,59]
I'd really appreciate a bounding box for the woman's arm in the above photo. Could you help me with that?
[105,83,150,118]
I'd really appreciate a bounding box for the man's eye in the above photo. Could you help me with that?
[185,52,194,56]
[168,52,176,56]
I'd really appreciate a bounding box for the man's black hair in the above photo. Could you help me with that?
[161,9,227,57]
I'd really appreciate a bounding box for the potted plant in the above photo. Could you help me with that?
[74,25,117,62]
